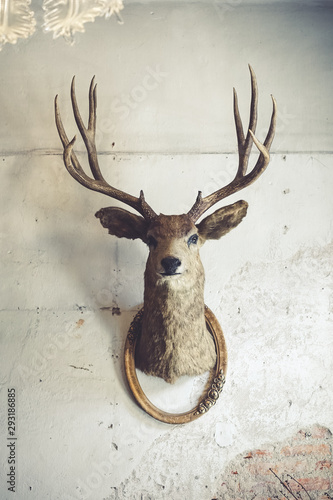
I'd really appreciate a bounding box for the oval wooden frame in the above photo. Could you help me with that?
[124,305,228,424]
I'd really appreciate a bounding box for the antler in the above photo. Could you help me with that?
[188,65,277,222]
[55,77,157,221]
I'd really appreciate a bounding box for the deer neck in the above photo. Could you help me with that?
[135,262,216,383]
[143,267,206,328]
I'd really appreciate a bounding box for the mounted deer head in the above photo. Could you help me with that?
[55,66,276,384]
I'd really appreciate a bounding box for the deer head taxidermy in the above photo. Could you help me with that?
[55,66,276,419]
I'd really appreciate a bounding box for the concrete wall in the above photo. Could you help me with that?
[0,1,332,499]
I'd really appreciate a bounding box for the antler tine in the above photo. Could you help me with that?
[88,76,97,132]
[263,94,277,150]
[188,67,277,222]
[55,94,89,181]
[55,78,157,221]
[70,76,105,182]
[234,64,258,177]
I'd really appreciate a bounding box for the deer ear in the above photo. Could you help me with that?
[196,200,248,241]
[95,207,149,242]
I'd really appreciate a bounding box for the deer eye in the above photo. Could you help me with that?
[147,236,158,249]
[187,234,198,247]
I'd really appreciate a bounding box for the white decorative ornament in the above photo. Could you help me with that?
[43,0,123,44]
[100,0,123,20]
[0,0,36,50]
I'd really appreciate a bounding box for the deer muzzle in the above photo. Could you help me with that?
[160,256,182,276]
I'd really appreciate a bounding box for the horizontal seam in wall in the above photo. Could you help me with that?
[0,150,332,157]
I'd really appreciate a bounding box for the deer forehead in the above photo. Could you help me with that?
[147,214,197,240]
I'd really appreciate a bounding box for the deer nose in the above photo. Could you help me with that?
[161,257,181,275]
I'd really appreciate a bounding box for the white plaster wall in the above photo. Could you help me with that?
[0,2,332,499]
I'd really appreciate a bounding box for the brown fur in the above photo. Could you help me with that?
[136,216,216,383]
[96,201,248,383]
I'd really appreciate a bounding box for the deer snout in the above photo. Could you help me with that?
[161,257,181,276]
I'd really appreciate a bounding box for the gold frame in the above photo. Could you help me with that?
[124,305,228,424]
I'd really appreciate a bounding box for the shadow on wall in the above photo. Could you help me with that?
[38,154,147,307]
